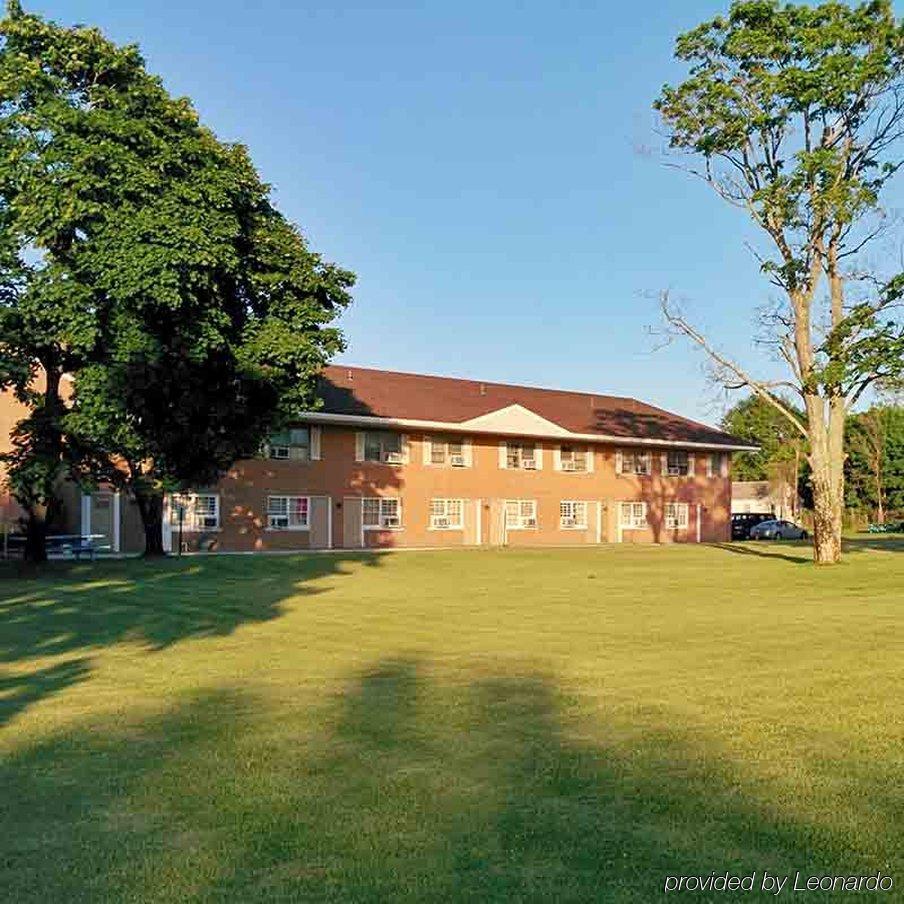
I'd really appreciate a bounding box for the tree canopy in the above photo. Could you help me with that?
[0,3,354,557]
[656,0,904,563]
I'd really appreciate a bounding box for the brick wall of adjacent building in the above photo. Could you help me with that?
[171,426,732,553]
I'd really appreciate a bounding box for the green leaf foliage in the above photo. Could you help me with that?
[0,5,354,544]
[721,393,806,480]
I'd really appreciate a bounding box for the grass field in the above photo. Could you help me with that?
[1,538,902,902]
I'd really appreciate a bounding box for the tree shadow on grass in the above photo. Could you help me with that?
[1,659,896,902]
[710,542,813,565]
[713,535,904,564]
[0,553,382,727]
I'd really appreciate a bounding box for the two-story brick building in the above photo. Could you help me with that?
[146,365,753,552]
[4,365,755,553]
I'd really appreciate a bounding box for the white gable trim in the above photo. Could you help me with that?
[299,411,759,452]
[458,404,571,437]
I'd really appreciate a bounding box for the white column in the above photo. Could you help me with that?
[80,494,91,538]
[112,492,121,552]
[696,504,702,544]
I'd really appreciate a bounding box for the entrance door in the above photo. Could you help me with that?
[488,499,507,546]
[309,496,332,549]
[342,497,363,549]
[89,492,118,551]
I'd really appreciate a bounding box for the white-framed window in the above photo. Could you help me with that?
[619,501,647,530]
[267,495,310,530]
[706,452,725,478]
[506,442,538,470]
[664,502,689,530]
[559,445,589,472]
[621,449,652,475]
[429,498,464,530]
[428,436,469,467]
[267,427,310,461]
[505,499,537,529]
[665,450,690,476]
[362,431,404,464]
[559,500,588,530]
[362,497,402,529]
[170,493,220,531]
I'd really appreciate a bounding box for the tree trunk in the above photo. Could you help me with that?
[807,396,846,565]
[23,506,49,563]
[133,489,165,557]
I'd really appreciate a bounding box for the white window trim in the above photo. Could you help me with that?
[170,493,220,532]
[266,495,311,531]
[358,431,408,465]
[618,501,647,530]
[504,499,538,530]
[428,498,465,530]
[559,500,589,530]
[266,427,313,462]
[556,445,592,473]
[664,502,690,530]
[663,450,692,477]
[502,441,542,471]
[618,449,652,476]
[424,436,471,468]
[362,497,403,531]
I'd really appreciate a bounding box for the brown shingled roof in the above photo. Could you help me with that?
[316,365,749,448]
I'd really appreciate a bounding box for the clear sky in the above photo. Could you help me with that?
[32,1,904,424]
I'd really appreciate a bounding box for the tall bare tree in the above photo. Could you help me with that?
[655,0,904,563]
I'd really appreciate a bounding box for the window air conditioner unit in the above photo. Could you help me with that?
[522,459,537,470]
[201,516,218,529]
[383,516,400,528]
[560,460,576,471]
[271,446,290,460]
[385,451,403,464]
[450,454,466,467]
[524,518,537,528]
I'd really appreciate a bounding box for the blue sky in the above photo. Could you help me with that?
[33,1,903,423]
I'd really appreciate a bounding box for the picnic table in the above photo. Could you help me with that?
[5,533,110,560]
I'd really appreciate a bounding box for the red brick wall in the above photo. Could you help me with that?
[178,427,731,552]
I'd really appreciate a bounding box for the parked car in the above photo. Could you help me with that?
[866,520,904,534]
[731,512,773,540]
[749,519,809,541]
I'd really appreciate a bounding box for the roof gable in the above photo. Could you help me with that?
[459,404,571,437]
[315,365,756,449]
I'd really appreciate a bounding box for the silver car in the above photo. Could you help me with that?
[748,519,809,541]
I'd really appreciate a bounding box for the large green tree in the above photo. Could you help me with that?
[845,404,904,520]
[721,393,805,481]
[0,3,353,559]
[656,0,904,563]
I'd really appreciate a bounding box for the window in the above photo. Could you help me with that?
[363,431,403,464]
[666,450,690,476]
[559,445,589,472]
[362,497,401,529]
[559,501,588,530]
[706,452,724,478]
[506,442,538,469]
[429,498,464,530]
[268,427,310,461]
[505,499,537,529]
[621,449,651,475]
[664,502,689,530]
[267,495,309,530]
[170,494,219,530]
[619,502,647,530]
[428,436,468,467]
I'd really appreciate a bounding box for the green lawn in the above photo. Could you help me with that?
[1,539,902,902]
